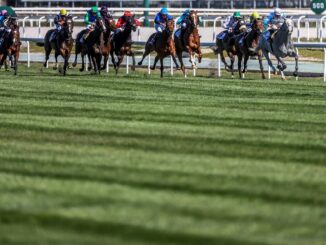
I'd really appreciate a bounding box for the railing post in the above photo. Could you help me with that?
[213,17,221,41]
[295,48,299,81]
[268,53,271,80]
[38,16,45,38]
[27,41,30,68]
[22,16,29,38]
[320,16,326,43]
[297,16,305,43]
[126,56,129,74]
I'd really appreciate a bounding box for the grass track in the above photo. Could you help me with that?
[0,66,326,245]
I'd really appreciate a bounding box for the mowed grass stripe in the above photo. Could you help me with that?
[0,66,325,245]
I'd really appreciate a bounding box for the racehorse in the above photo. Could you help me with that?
[174,10,202,76]
[215,20,245,77]
[100,16,116,70]
[256,18,298,80]
[43,15,74,76]
[110,15,137,74]
[73,17,106,73]
[234,19,265,79]
[0,17,20,75]
[138,19,179,77]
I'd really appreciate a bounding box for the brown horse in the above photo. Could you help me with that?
[0,17,21,75]
[174,10,202,76]
[138,19,179,77]
[234,19,265,79]
[43,15,74,76]
[110,16,138,74]
[100,17,116,70]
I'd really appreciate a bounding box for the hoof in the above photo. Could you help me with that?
[293,72,298,77]
[138,62,142,66]
[79,68,84,72]
[150,67,155,70]
[72,62,77,67]
[277,65,283,71]
[53,66,58,70]
[283,65,287,70]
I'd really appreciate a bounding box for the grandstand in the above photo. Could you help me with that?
[1,0,312,8]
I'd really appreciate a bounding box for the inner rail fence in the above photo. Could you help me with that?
[20,38,326,82]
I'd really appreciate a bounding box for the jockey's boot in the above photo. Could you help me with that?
[82,29,91,42]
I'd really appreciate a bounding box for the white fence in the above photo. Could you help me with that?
[20,37,326,81]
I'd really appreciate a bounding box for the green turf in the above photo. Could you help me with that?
[0,65,326,245]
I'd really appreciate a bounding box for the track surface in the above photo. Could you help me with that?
[0,66,325,245]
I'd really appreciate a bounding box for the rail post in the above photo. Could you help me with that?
[319,16,326,43]
[217,53,221,77]
[126,56,129,74]
[27,41,30,68]
[213,17,222,41]
[297,16,305,43]
[22,16,29,38]
[170,56,173,76]
[268,53,271,80]
[295,48,299,81]
[38,16,45,38]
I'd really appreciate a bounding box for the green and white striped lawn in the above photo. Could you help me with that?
[0,66,325,245]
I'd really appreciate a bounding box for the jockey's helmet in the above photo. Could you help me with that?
[160,7,169,15]
[100,6,108,14]
[233,11,241,19]
[91,6,98,15]
[124,11,133,17]
[60,9,67,16]
[251,11,260,20]
[274,8,282,16]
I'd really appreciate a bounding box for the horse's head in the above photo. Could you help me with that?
[252,18,264,34]
[189,10,199,28]
[65,16,74,37]
[107,17,116,31]
[165,19,174,34]
[124,16,137,32]
[278,18,293,35]
[96,17,107,32]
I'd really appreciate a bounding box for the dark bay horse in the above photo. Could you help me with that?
[73,17,106,73]
[43,15,74,75]
[234,19,265,79]
[0,17,21,75]
[174,10,202,76]
[256,18,298,80]
[215,20,245,77]
[138,19,179,77]
[110,16,137,74]
[100,17,116,70]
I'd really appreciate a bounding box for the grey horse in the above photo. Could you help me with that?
[256,18,298,80]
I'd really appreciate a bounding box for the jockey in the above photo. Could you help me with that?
[82,6,101,41]
[50,9,68,42]
[264,8,286,42]
[100,5,113,22]
[100,6,113,45]
[223,11,242,34]
[217,11,242,41]
[113,10,140,42]
[0,10,11,46]
[148,7,173,46]
[243,11,260,33]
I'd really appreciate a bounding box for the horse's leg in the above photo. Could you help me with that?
[44,45,51,68]
[171,54,180,69]
[228,52,235,78]
[130,51,136,71]
[242,53,250,78]
[87,54,92,71]
[197,48,203,63]
[177,51,186,76]
[292,51,299,77]
[263,50,277,75]
[258,52,266,79]
[237,53,243,79]
[275,56,286,80]
[101,54,108,70]
[138,46,151,66]
[13,52,18,75]
[160,57,164,78]
[63,56,68,76]
[151,55,159,70]
[220,51,229,71]
[116,55,124,74]
[110,49,116,69]
[80,54,85,72]
[53,51,59,70]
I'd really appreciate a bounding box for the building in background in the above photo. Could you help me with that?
[2,0,311,8]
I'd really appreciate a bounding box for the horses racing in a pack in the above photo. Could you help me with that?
[0,6,297,79]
